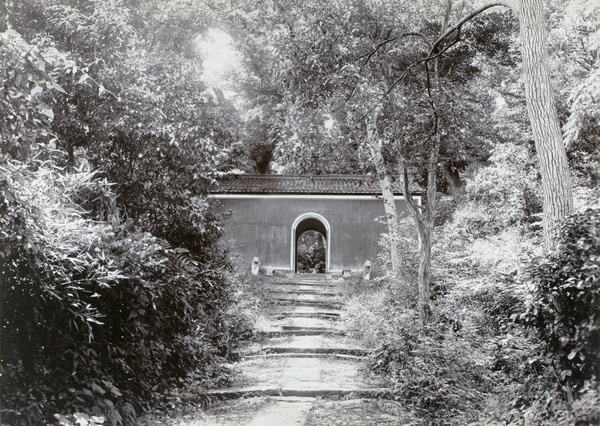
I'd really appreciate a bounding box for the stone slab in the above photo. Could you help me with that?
[279,335,324,348]
[286,317,337,329]
[274,306,341,317]
[275,335,366,349]
[261,330,346,338]
[201,274,395,422]
[276,293,340,301]
[278,357,322,387]
[274,300,342,309]
[244,335,368,356]
[245,398,315,426]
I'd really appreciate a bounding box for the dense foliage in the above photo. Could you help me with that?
[0,2,250,424]
[227,0,501,184]
[343,144,599,424]
[0,158,248,425]
[522,209,600,424]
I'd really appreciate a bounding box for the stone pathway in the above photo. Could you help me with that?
[193,274,412,425]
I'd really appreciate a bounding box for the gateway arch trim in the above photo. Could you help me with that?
[291,212,331,273]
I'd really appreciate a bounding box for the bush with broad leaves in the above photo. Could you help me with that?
[0,159,249,425]
[522,208,600,424]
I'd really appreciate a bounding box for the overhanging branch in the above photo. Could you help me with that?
[386,2,509,96]
[429,2,509,58]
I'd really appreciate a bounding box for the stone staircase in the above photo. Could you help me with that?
[205,274,391,404]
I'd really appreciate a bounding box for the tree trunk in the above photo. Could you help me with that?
[417,221,433,326]
[511,0,574,248]
[402,134,438,328]
[421,136,438,326]
[396,0,448,329]
[366,108,402,277]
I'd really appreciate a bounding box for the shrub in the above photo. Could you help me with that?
[297,245,326,273]
[367,318,496,424]
[376,216,420,283]
[0,160,247,425]
[343,283,416,347]
[523,208,600,424]
[1,159,127,424]
[459,143,543,236]
[344,274,498,424]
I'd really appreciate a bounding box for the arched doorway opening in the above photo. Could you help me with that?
[291,213,330,273]
[297,231,326,273]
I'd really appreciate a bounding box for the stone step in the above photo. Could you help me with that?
[273,311,341,319]
[270,293,343,301]
[244,335,369,357]
[273,306,341,319]
[274,292,341,300]
[271,279,340,286]
[204,386,393,399]
[274,280,339,287]
[259,329,346,338]
[273,296,342,306]
[267,286,343,297]
[257,315,345,337]
[244,353,365,360]
[208,274,390,416]
[289,273,333,280]
[259,346,368,356]
[244,397,316,426]
[248,334,363,347]
[273,295,342,301]
[284,317,340,328]
[281,325,340,332]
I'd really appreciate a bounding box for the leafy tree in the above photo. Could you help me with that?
[6,0,243,250]
[0,28,66,161]
[547,0,600,188]
[361,0,579,321]
[228,27,287,174]
[0,159,243,424]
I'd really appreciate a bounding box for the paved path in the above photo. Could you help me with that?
[198,274,405,425]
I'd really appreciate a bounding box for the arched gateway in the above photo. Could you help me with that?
[210,175,419,275]
[292,213,330,273]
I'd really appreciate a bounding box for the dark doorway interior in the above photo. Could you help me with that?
[296,230,326,273]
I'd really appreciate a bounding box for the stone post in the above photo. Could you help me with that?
[363,260,372,280]
[251,257,260,276]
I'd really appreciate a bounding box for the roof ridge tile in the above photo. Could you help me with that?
[210,174,417,195]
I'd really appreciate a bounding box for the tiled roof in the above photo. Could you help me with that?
[211,174,415,195]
